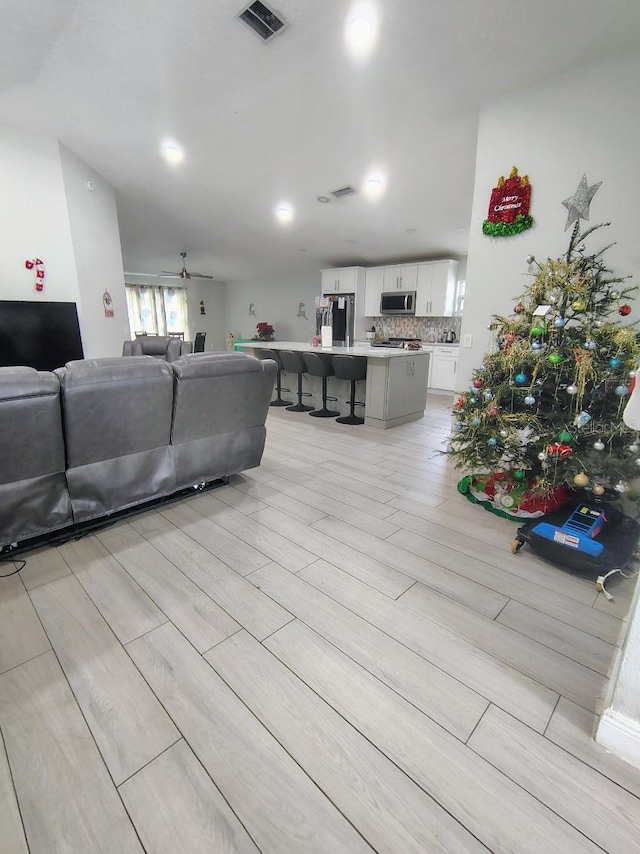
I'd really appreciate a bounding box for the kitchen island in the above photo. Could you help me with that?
[240,341,429,429]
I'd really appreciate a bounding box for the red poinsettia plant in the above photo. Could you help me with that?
[256,322,275,341]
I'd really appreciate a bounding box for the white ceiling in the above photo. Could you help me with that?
[2,1,640,282]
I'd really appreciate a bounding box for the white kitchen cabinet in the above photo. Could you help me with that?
[321,267,364,294]
[416,260,458,317]
[364,267,385,316]
[430,346,459,390]
[383,264,418,292]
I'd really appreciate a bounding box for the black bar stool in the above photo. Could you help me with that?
[256,349,291,406]
[302,352,340,418]
[279,351,314,412]
[332,355,367,425]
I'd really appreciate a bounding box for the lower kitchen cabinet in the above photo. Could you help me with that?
[365,352,429,428]
[429,346,459,390]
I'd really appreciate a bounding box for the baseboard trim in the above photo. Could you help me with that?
[597,709,640,770]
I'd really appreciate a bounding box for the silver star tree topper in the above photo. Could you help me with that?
[562,174,602,231]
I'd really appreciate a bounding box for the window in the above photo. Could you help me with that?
[125,285,189,337]
[454,279,466,316]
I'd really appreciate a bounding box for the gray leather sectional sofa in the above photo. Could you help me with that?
[0,351,275,550]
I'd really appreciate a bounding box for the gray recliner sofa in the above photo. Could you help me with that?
[0,352,276,549]
[122,335,193,361]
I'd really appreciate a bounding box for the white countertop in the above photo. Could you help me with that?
[240,341,430,359]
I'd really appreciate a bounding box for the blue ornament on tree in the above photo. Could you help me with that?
[615,385,629,396]
[471,417,481,426]
[524,395,536,405]
[585,340,597,350]
[483,391,493,401]
[554,317,566,328]
[609,357,622,368]
[531,341,542,351]
[515,373,528,385]
[487,437,497,446]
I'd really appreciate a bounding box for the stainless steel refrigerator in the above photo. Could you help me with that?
[315,293,355,347]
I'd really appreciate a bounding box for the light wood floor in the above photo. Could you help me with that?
[2,393,640,853]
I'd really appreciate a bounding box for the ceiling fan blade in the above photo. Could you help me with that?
[188,272,214,279]
[159,271,182,278]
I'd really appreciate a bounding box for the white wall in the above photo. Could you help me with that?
[185,278,227,352]
[0,125,79,302]
[0,124,128,359]
[458,51,640,388]
[223,272,320,343]
[59,143,128,357]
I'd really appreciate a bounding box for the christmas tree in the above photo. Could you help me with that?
[451,213,639,517]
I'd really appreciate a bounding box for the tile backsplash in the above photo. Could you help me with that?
[367,316,462,343]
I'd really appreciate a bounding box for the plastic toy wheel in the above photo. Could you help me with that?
[511,538,524,554]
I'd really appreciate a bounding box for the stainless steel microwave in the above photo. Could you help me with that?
[380,291,416,315]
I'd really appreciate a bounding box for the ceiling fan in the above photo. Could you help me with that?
[159,252,214,280]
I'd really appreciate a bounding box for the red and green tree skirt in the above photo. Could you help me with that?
[450,219,639,518]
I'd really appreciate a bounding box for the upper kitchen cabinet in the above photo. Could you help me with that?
[383,264,418,292]
[321,266,366,294]
[364,267,385,316]
[415,260,458,317]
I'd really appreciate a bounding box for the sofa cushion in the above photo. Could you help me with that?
[0,366,72,545]
[58,357,176,522]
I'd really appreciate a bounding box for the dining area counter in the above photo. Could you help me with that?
[240,341,429,429]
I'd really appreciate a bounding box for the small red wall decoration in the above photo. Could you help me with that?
[483,166,533,237]
[25,258,45,291]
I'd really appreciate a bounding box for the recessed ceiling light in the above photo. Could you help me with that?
[364,174,385,199]
[317,195,330,204]
[161,144,184,165]
[406,228,417,234]
[351,17,372,37]
[345,5,378,58]
[275,205,293,223]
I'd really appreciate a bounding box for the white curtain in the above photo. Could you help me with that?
[125,285,189,337]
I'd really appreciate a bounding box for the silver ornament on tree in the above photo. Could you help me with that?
[567,385,578,395]
[593,439,605,451]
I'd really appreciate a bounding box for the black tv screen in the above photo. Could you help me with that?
[0,301,84,372]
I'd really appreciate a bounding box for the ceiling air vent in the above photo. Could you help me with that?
[238,2,287,41]
[331,185,358,199]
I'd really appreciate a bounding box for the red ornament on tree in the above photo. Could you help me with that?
[473,378,484,389]
[514,303,524,314]
[619,304,632,317]
[488,403,500,417]
[454,396,464,410]
[546,442,572,459]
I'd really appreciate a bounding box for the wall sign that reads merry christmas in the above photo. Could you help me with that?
[482,166,533,237]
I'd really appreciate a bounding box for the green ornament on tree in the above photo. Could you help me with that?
[548,352,564,364]
[558,430,572,443]
[513,470,526,480]
[530,326,545,338]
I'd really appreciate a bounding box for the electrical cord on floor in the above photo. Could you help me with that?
[0,559,27,578]
[596,561,640,601]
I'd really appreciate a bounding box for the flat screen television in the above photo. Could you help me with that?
[0,300,84,372]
